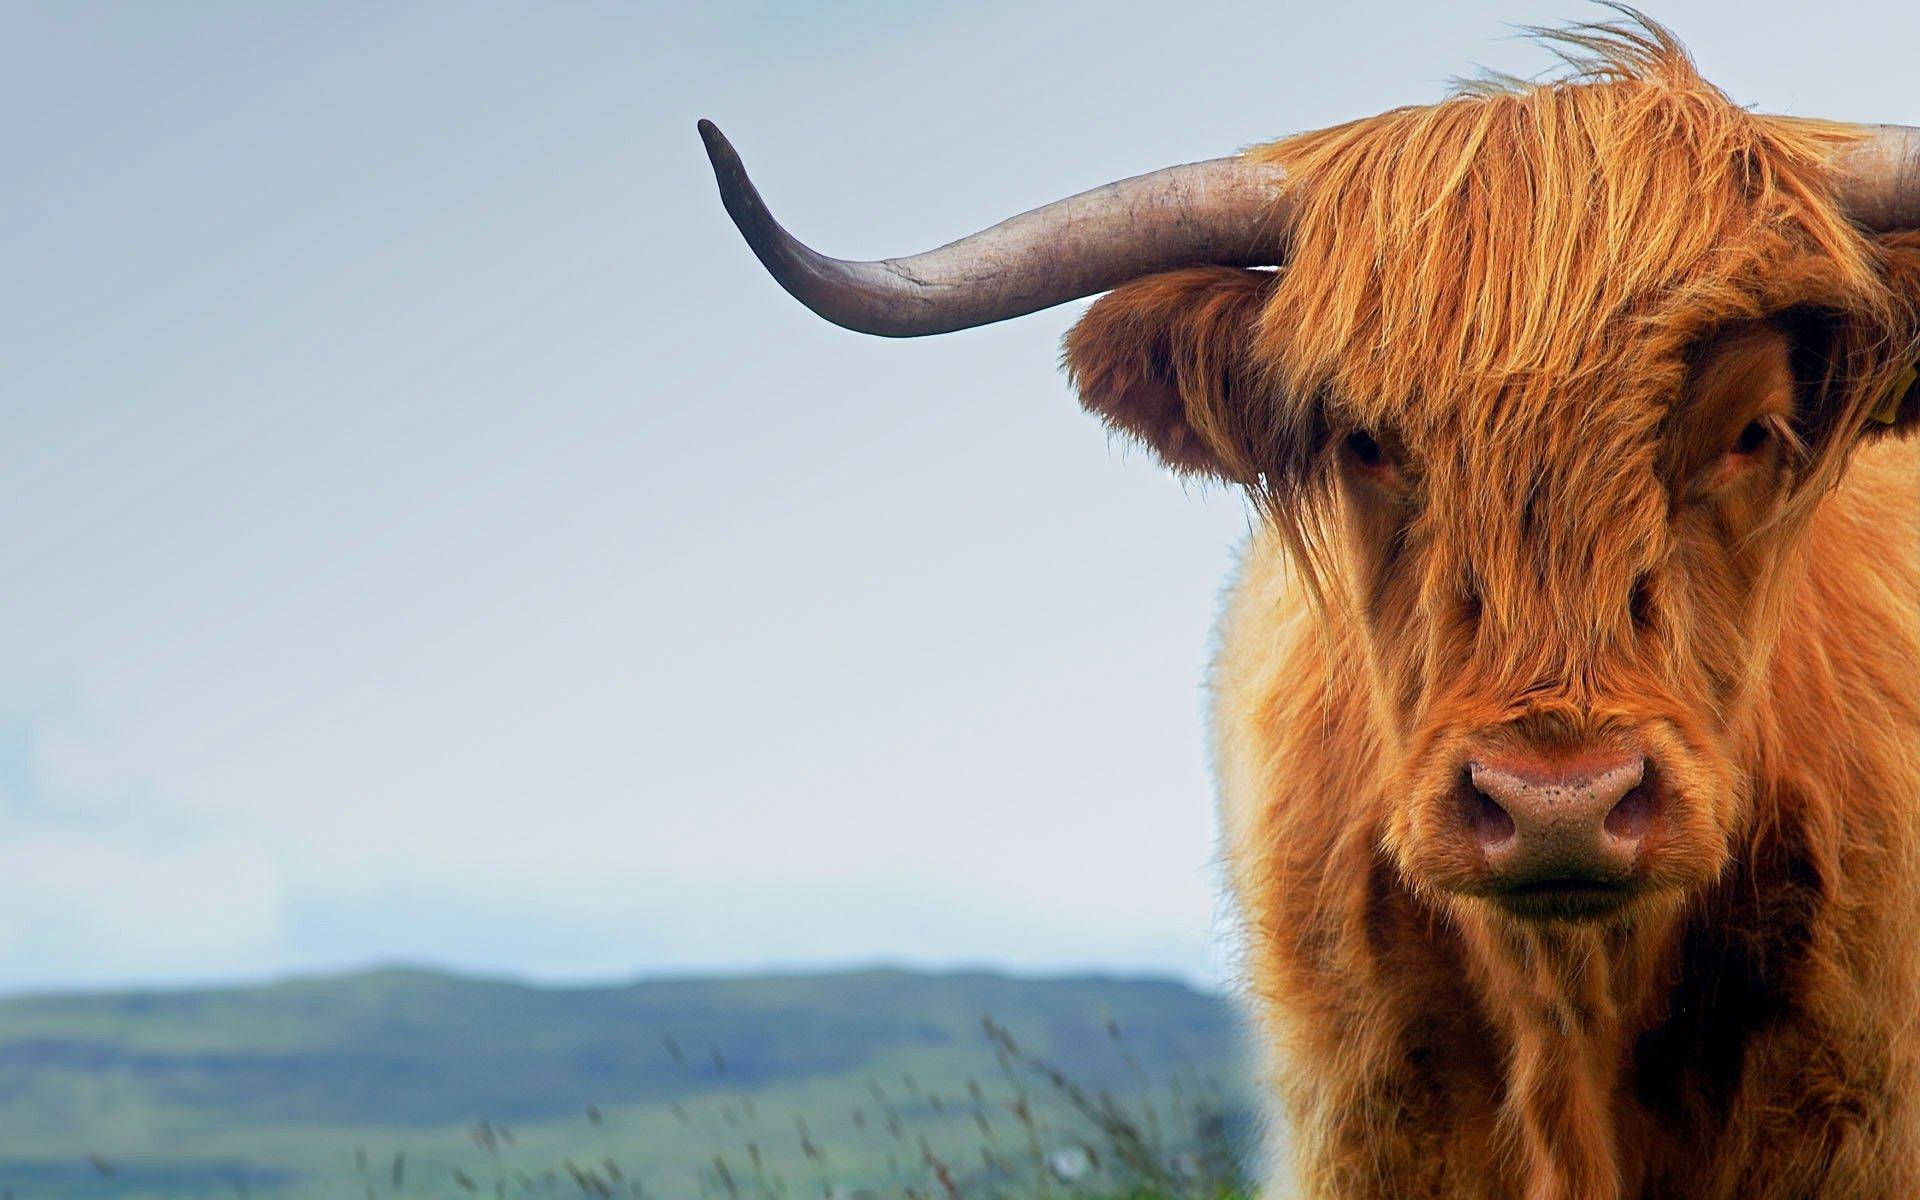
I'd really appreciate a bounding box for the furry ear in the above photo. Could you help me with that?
[1869,231,1920,435]
[1062,267,1280,482]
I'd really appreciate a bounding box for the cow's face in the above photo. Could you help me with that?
[1072,279,1913,925]
[1326,319,1838,921]
[1064,90,1920,924]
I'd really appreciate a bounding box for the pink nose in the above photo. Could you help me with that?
[1465,753,1653,887]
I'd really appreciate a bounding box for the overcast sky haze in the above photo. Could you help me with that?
[3,1,1915,994]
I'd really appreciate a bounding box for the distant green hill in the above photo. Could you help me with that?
[0,967,1257,1198]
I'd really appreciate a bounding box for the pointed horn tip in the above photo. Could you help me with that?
[695,119,764,243]
[697,119,732,165]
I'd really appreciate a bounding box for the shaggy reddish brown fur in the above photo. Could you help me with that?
[1065,17,1920,1199]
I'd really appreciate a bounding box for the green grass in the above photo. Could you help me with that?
[0,968,1258,1198]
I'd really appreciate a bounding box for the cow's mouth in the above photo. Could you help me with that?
[1489,878,1636,921]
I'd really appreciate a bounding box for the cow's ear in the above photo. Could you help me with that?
[1870,231,1920,435]
[1063,267,1280,482]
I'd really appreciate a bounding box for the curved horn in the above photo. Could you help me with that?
[698,120,1292,337]
[1834,125,1920,232]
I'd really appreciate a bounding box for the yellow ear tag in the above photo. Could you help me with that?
[1874,365,1918,426]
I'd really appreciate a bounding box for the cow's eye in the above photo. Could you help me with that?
[1342,427,1407,491]
[1731,420,1770,455]
[1345,429,1385,468]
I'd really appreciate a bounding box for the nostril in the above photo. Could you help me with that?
[1604,785,1656,841]
[1461,770,1516,848]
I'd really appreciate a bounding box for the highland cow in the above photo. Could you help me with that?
[702,16,1920,1198]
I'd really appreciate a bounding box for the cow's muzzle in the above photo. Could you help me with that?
[1457,750,1658,918]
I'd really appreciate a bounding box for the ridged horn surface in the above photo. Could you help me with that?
[1834,125,1920,232]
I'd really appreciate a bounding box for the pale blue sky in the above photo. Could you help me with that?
[2,2,1913,992]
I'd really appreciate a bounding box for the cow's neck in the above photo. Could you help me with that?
[1455,901,1685,1200]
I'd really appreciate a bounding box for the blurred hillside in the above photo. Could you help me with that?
[0,967,1256,1198]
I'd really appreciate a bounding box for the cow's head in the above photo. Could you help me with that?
[703,19,1920,924]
